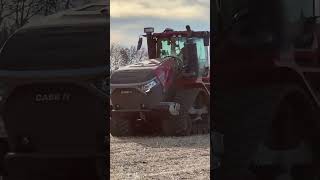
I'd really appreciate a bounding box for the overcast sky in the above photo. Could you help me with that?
[110,0,210,47]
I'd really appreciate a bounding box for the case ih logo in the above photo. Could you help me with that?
[35,93,71,102]
[120,90,133,94]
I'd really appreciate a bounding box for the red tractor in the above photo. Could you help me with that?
[212,0,320,179]
[110,26,210,136]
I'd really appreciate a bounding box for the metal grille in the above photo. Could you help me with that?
[111,85,164,110]
[3,83,106,153]
[111,88,145,109]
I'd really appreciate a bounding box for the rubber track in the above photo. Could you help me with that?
[213,85,316,179]
[110,113,133,137]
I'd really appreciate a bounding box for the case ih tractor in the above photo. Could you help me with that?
[213,0,320,179]
[0,2,108,179]
[110,26,210,136]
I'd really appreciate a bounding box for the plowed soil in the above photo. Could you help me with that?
[110,135,210,180]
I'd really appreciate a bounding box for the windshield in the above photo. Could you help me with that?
[194,38,209,71]
[158,37,208,70]
[158,37,187,59]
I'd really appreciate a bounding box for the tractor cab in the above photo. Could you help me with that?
[137,26,210,78]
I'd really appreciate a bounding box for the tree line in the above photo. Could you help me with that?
[110,43,148,73]
[0,0,89,47]
[0,1,148,73]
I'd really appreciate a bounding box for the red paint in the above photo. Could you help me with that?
[152,31,209,38]
[153,57,210,95]
[153,58,176,91]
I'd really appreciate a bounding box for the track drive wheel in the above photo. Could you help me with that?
[162,94,192,136]
[214,85,318,180]
[110,113,135,137]
[189,92,210,135]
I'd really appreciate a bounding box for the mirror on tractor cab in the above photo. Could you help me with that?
[137,37,143,50]
[204,35,210,46]
[232,8,249,25]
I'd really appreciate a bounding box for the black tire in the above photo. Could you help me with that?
[0,137,8,176]
[196,92,210,134]
[110,113,135,137]
[162,94,192,136]
[214,85,317,180]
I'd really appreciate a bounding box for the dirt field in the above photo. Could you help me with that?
[110,135,210,180]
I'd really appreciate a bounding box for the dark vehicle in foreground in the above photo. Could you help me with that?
[212,0,320,179]
[0,2,108,179]
[110,26,210,136]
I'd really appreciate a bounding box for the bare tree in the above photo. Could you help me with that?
[0,0,13,46]
[42,0,59,16]
[8,0,45,28]
[64,0,71,9]
[110,43,148,73]
[0,0,13,27]
[135,47,148,62]
[62,0,77,10]
[0,0,94,47]
[110,43,122,72]
[119,46,148,65]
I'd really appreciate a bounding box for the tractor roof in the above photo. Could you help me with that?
[19,1,108,32]
[152,30,210,39]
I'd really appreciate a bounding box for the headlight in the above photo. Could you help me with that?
[140,79,158,93]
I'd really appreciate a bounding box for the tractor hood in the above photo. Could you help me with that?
[110,57,176,84]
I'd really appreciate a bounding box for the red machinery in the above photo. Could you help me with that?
[110,26,210,136]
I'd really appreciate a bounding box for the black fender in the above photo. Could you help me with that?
[271,66,320,109]
[175,88,208,108]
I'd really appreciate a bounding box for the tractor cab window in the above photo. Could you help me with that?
[158,36,208,72]
[159,39,172,57]
[192,37,209,70]
[159,37,187,59]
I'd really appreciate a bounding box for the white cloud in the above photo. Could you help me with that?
[110,0,209,21]
[111,23,143,31]
[110,0,210,46]
[110,29,139,46]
